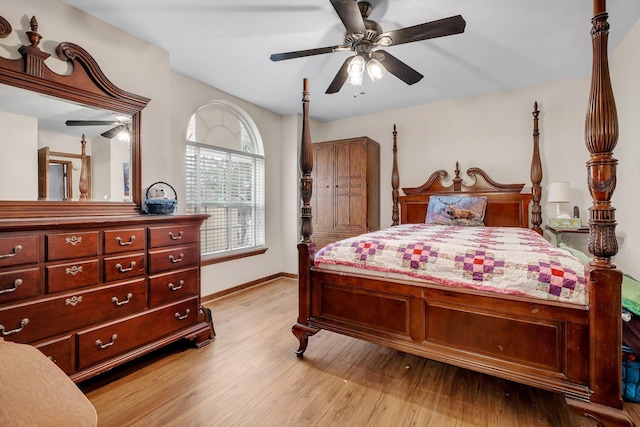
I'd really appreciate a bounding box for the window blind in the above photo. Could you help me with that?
[186,143,264,255]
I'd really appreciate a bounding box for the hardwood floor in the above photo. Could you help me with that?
[82,278,640,426]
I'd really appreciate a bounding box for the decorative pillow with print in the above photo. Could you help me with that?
[425,196,488,226]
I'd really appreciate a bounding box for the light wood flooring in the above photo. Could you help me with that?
[82,277,640,426]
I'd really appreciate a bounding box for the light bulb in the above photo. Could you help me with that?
[346,71,363,86]
[366,58,386,82]
[347,55,365,77]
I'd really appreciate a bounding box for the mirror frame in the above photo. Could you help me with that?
[0,15,150,218]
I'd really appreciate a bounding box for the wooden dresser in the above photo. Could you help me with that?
[0,214,212,383]
[312,136,380,248]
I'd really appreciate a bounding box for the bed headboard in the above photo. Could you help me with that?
[398,163,532,228]
[391,102,542,233]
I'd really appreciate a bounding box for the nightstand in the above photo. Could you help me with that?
[545,225,589,246]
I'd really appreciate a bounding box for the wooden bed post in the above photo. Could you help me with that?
[299,78,313,245]
[530,102,543,235]
[566,1,632,425]
[391,124,400,226]
[293,78,319,357]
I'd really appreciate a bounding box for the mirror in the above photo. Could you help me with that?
[0,83,131,202]
[0,15,149,218]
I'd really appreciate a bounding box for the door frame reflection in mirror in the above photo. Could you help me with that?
[0,15,149,218]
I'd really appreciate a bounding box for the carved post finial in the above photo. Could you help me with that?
[530,101,543,234]
[19,15,49,77]
[391,124,400,226]
[299,79,313,243]
[27,16,41,48]
[453,161,462,191]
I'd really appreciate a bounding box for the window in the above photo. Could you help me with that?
[185,101,264,257]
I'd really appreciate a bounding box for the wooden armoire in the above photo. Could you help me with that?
[312,137,380,248]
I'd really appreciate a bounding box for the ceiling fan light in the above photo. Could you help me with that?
[347,55,365,78]
[366,58,386,82]
[346,70,364,86]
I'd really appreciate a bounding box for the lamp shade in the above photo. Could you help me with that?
[346,55,365,86]
[547,181,570,203]
[366,58,386,82]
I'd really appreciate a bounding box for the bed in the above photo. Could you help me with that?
[293,2,633,425]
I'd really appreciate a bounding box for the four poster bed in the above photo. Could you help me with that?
[293,2,634,425]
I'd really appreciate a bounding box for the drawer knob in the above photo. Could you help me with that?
[169,253,184,263]
[111,293,133,306]
[0,278,22,295]
[169,231,184,240]
[95,334,118,349]
[0,245,22,260]
[115,235,136,246]
[65,236,83,246]
[175,309,190,320]
[115,261,137,273]
[168,280,184,291]
[0,318,29,336]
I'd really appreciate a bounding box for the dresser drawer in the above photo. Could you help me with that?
[104,228,146,254]
[46,231,98,261]
[34,334,74,375]
[0,267,40,304]
[77,297,199,369]
[149,267,199,307]
[103,252,146,283]
[0,278,147,344]
[148,244,199,274]
[148,225,199,248]
[0,235,39,268]
[46,259,99,293]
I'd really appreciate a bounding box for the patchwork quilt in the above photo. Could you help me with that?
[314,224,587,305]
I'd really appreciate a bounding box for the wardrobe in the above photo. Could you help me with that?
[312,137,380,248]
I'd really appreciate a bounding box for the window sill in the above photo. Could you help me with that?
[201,247,268,266]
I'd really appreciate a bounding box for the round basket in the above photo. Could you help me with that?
[144,182,177,215]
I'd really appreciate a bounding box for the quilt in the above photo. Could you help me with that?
[314,224,587,305]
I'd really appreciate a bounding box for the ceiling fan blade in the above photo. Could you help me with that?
[270,45,346,61]
[377,15,466,47]
[101,124,127,139]
[330,0,366,35]
[325,56,353,94]
[375,50,423,85]
[65,120,119,126]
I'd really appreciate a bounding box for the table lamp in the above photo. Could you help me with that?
[547,181,570,218]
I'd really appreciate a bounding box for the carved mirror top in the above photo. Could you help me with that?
[0,15,150,218]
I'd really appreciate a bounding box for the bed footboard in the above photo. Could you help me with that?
[303,269,592,397]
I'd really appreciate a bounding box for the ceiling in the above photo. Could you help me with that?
[57,0,640,123]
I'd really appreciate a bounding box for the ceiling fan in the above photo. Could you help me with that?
[270,0,466,94]
[65,118,130,139]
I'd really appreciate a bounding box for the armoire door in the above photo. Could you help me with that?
[334,142,366,233]
[312,143,334,233]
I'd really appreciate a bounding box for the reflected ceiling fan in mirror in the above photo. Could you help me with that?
[65,117,130,139]
[270,0,466,94]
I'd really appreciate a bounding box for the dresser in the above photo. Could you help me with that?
[312,137,380,248]
[0,214,212,383]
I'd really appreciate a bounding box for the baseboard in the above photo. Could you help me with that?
[201,272,297,303]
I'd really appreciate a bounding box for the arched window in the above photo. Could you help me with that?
[185,101,265,256]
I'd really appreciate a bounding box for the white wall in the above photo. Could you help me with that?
[0,111,38,200]
[611,17,640,279]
